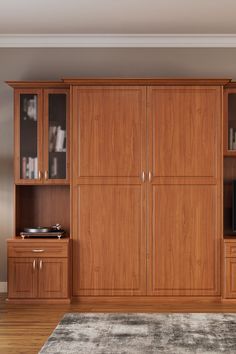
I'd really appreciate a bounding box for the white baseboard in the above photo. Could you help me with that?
[0,282,7,293]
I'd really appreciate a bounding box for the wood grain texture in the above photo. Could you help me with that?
[2,294,236,354]
[6,81,69,88]
[72,86,147,296]
[7,240,70,302]
[38,258,68,298]
[224,258,236,298]
[8,239,69,258]
[8,258,37,298]
[15,185,70,236]
[148,86,221,178]
[225,241,236,258]
[73,184,146,296]
[63,78,230,86]
[75,86,146,178]
[148,185,220,296]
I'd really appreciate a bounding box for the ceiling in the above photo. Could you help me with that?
[0,0,236,34]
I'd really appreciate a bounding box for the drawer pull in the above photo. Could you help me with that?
[39,259,43,270]
[33,259,36,270]
[32,249,44,253]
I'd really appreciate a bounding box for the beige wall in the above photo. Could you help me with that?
[1,47,236,282]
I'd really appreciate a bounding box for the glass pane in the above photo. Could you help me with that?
[20,94,38,179]
[228,94,236,151]
[48,94,67,179]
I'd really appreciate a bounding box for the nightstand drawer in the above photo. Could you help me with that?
[225,242,236,258]
[8,241,69,258]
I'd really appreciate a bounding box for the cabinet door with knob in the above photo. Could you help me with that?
[14,89,43,184]
[147,86,222,296]
[7,239,70,302]
[43,89,70,184]
[38,258,68,298]
[14,87,70,185]
[8,257,38,298]
[72,86,147,296]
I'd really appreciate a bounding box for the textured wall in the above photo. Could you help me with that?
[1,47,236,282]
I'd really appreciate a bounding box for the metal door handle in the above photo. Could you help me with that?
[148,171,152,182]
[44,170,48,180]
[39,260,43,270]
[33,259,36,270]
[38,171,42,180]
[32,249,44,253]
[141,171,145,182]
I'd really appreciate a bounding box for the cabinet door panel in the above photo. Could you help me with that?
[75,87,146,178]
[15,89,43,184]
[43,89,70,184]
[38,258,68,298]
[8,258,37,298]
[224,258,236,298]
[73,185,146,295]
[148,87,220,177]
[148,185,220,296]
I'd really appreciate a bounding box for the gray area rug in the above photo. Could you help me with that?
[39,313,236,354]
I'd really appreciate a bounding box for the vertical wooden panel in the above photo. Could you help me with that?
[76,87,146,178]
[38,258,68,298]
[72,87,147,296]
[147,86,222,297]
[73,185,146,295]
[148,185,220,296]
[148,87,220,177]
[8,258,37,298]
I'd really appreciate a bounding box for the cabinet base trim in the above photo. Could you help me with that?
[72,296,222,304]
[6,298,71,304]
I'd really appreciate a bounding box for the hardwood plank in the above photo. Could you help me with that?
[2,294,236,354]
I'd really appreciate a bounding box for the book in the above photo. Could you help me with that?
[230,128,233,150]
[55,126,65,152]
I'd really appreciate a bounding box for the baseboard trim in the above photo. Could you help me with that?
[72,296,222,304]
[0,282,7,293]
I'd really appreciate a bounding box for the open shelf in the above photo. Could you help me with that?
[15,185,70,237]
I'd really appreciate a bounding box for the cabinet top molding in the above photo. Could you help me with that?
[6,78,231,87]
[62,77,231,86]
[6,81,70,89]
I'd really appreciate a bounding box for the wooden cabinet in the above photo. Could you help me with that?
[224,240,236,298]
[13,85,70,184]
[71,82,223,297]
[7,239,70,303]
[72,86,147,296]
[7,77,230,303]
[8,258,37,298]
[147,86,222,296]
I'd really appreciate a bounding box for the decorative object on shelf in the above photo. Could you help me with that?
[23,96,37,121]
[20,224,65,239]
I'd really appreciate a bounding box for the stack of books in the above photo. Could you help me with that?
[22,157,38,179]
[49,125,66,152]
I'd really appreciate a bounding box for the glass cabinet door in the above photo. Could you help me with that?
[16,90,43,183]
[44,90,69,183]
[228,93,236,151]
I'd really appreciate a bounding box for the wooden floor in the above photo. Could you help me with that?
[1,294,236,354]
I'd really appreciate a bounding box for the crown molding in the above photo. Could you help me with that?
[1,34,236,48]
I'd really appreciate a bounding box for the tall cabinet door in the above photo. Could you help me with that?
[14,89,43,184]
[72,86,147,296]
[147,86,222,296]
[43,89,70,184]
